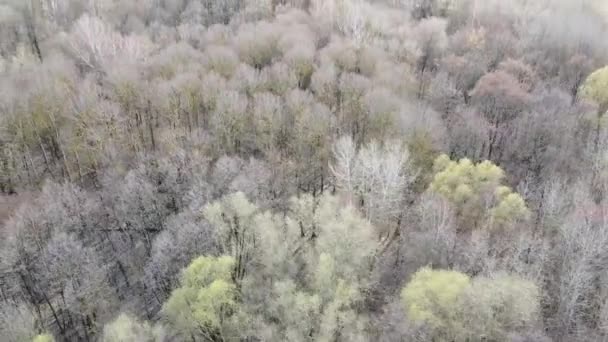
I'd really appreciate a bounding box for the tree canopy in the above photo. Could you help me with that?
[1,0,607,341]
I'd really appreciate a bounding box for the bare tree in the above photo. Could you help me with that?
[68,14,151,70]
[470,70,531,161]
[331,136,416,248]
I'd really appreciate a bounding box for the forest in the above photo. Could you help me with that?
[1,0,608,341]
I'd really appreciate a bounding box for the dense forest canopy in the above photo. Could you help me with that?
[1,0,608,341]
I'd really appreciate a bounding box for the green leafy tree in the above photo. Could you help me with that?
[401,267,540,341]
[580,66,608,115]
[580,66,608,152]
[401,267,470,334]
[430,154,529,230]
[163,256,239,341]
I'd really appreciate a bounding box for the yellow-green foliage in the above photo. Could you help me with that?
[401,267,471,325]
[491,187,530,225]
[430,154,529,228]
[580,66,608,113]
[102,313,164,342]
[181,255,235,289]
[32,334,54,342]
[401,268,540,341]
[431,155,504,201]
[163,256,237,337]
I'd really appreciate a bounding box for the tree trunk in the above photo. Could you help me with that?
[26,0,43,62]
